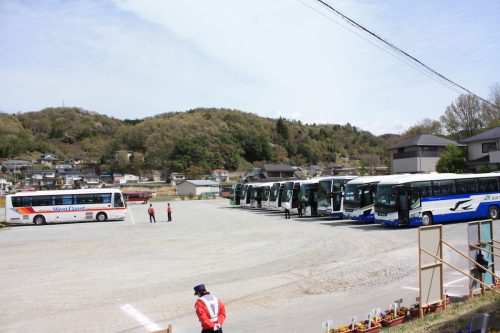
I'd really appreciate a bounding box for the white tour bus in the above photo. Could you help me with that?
[375,172,500,227]
[240,183,252,207]
[5,188,127,225]
[250,182,272,209]
[317,176,357,218]
[343,175,405,222]
[298,179,320,217]
[281,180,304,214]
[258,182,274,209]
[269,181,286,210]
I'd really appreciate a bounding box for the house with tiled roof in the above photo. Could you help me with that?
[388,134,465,173]
[461,127,500,170]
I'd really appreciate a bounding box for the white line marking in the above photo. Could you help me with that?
[444,276,468,287]
[402,286,419,291]
[120,303,161,332]
[128,210,136,225]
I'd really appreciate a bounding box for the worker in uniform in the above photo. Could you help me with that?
[194,284,226,333]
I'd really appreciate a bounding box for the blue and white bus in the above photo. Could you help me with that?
[317,176,357,218]
[343,175,406,222]
[374,172,500,227]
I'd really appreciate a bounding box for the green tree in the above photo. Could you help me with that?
[436,144,468,173]
[403,118,443,138]
[276,117,289,141]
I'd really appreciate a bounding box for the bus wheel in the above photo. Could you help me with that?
[96,212,108,222]
[422,212,433,226]
[34,215,46,225]
[488,206,499,220]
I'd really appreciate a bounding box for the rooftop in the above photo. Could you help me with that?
[461,127,500,143]
[389,134,464,149]
[185,180,219,186]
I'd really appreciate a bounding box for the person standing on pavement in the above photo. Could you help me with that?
[167,203,172,222]
[147,203,156,223]
[298,200,303,218]
[194,284,226,333]
[283,201,291,219]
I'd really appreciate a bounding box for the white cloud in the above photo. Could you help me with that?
[1,0,499,134]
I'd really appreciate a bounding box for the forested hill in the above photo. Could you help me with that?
[0,107,400,173]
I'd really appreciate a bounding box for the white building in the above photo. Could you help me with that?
[176,180,219,196]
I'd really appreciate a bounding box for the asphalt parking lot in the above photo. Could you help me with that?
[0,200,498,333]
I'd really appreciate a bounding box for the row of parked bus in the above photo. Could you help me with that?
[229,172,500,227]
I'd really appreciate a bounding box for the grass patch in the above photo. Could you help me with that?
[386,292,500,333]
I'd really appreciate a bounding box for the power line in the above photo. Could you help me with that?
[304,0,495,106]
[297,0,464,95]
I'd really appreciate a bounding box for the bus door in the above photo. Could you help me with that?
[278,184,285,207]
[396,186,410,225]
[292,183,301,208]
[246,185,253,205]
[310,190,318,216]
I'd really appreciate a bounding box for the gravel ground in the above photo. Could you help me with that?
[0,201,498,333]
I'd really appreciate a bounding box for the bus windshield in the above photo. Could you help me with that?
[318,180,331,207]
[344,184,362,208]
[375,185,397,212]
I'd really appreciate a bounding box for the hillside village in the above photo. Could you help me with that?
[1,126,500,196]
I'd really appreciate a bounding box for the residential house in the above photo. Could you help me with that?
[83,174,101,188]
[123,174,139,184]
[176,180,220,196]
[388,134,464,174]
[100,173,114,184]
[27,170,57,190]
[2,160,32,173]
[263,164,296,179]
[169,172,186,186]
[243,164,299,182]
[461,127,500,170]
[307,165,322,178]
[39,153,59,167]
[210,169,229,183]
[113,173,124,184]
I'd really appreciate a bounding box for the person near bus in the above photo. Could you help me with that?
[194,284,226,333]
[167,203,172,222]
[283,201,291,219]
[148,204,156,223]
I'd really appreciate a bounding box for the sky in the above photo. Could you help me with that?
[0,0,499,135]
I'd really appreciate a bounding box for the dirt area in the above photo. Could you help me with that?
[0,201,498,333]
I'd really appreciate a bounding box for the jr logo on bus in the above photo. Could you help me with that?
[449,199,472,211]
[53,206,86,212]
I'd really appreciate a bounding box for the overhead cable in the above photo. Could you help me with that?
[303,0,494,106]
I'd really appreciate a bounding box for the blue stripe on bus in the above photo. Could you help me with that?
[351,214,375,222]
[380,201,500,227]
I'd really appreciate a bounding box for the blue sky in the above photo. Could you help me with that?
[1,0,499,134]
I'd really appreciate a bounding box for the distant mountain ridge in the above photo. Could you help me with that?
[0,107,400,174]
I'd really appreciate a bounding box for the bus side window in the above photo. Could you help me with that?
[114,193,124,207]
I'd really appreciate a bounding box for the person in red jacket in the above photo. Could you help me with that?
[194,284,226,332]
[147,204,156,223]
